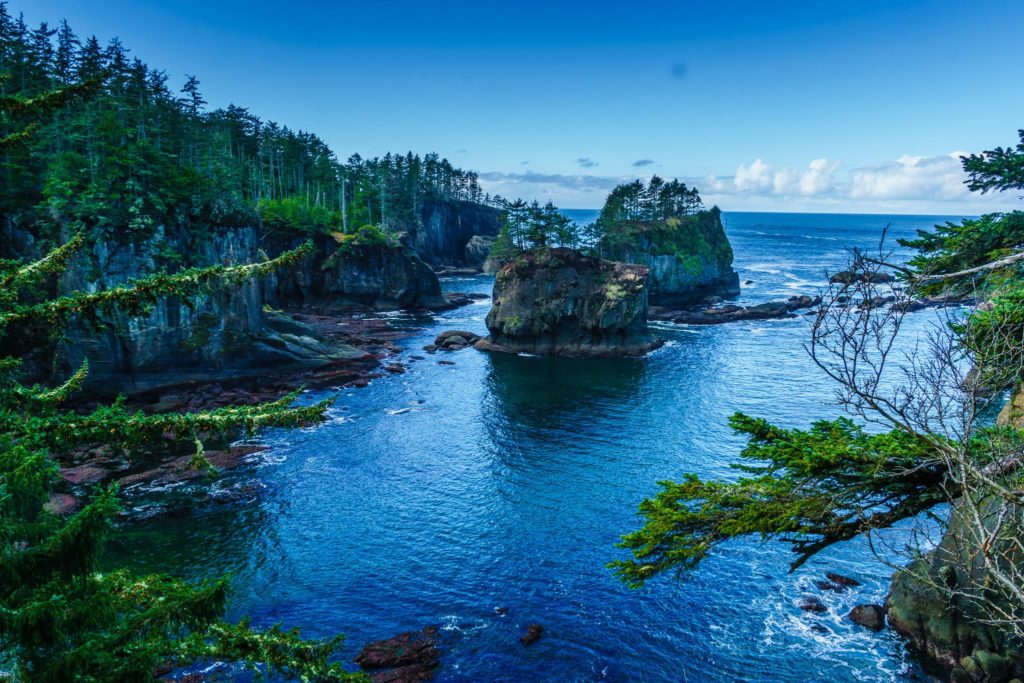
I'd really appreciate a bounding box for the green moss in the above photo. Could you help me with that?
[324,224,397,268]
[182,312,219,351]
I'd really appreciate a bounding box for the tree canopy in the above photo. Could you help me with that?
[0,4,487,242]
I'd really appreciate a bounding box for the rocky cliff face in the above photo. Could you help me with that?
[885,386,1024,682]
[477,248,661,357]
[400,200,502,267]
[1,223,367,395]
[272,236,448,311]
[603,207,740,306]
[886,502,1024,682]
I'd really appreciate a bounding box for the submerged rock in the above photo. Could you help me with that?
[826,572,861,587]
[355,626,441,682]
[520,623,544,646]
[477,248,661,357]
[798,597,828,613]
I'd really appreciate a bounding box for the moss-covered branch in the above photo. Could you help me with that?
[611,415,950,587]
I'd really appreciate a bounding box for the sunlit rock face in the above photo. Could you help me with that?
[477,248,661,357]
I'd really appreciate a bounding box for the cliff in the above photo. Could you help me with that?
[271,228,449,311]
[602,207,740,306]
[477,248,661,357]
[0,223,368,396]
[399,199,503,267]
[1,220,456,395]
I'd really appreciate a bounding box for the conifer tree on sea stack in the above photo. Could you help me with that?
[0,78,367,682]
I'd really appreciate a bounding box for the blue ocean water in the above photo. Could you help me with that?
[115,212,968,682]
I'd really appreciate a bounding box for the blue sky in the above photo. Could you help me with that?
[21,0,1024,212]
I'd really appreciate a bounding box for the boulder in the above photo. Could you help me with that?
[477,248,662,357]
[849,604,886,631]
[434,330,481,350]
[355,626,441,681]
[464,234,497,270]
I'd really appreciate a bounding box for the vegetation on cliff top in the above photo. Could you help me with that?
[593,178,732,267]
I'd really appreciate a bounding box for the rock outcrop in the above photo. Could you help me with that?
[476,248,661,357]
[464,234,497,271]
[399,199,502,267]
[317,242,448,310]
[650,295,821,325]
[1,222,451,395]
[886,501,1024,681]
[268,229,450,312]
[603,207,740,306]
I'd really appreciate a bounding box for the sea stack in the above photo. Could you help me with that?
[475,248,661,357]
[602,206,740,307]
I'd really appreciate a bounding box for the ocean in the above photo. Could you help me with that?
[114,211,968,681]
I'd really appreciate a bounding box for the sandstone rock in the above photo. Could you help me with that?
[478,248,661,357]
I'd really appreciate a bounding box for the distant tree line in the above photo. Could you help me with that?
[0,5,486,241]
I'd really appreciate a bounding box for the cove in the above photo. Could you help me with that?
[111,212,965,682]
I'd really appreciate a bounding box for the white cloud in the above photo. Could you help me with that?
[713,157,840,197]
[478,153,1022,213]
[848,153,968,201]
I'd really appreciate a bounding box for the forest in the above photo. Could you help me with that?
[0,4,489,245]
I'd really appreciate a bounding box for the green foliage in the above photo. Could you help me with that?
[961,129,1024,194]
[611,415,947,586]
[592,176,703,245]
[0,232,366,679]
[258,196,343,235]
[0,6,487,242]
[899,211,1024,294]
[497,199,580,254]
